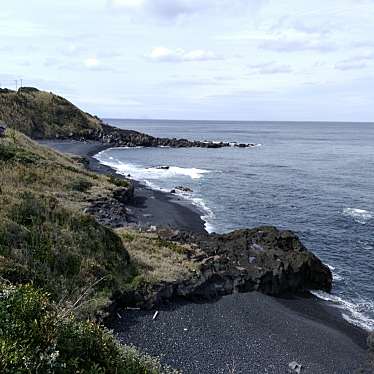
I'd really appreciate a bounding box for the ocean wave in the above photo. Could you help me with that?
[170,188,216,233]
[189,196,216,233]
[343,208,373,225]
[311,290,374,331]
[327,264,344,282]
[94,151,217,232]
[94,156,210,181]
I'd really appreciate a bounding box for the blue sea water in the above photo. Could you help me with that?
[96,119,374,330]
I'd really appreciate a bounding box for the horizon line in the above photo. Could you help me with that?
[103,118,374,124]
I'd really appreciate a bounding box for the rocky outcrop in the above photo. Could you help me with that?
[0,88,256,148]
[173,186,193,193]
[89,124,256,149]
[116,227,332,309]
[84,184,134,228]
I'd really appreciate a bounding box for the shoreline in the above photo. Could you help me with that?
[39,139,370,373]
[40,140,208,234]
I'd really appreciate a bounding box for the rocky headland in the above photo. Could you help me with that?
[0,87,255,148]
[114,227,332,310]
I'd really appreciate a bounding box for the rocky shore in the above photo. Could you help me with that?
[62,122,257,149]
[3,88,372,373]
[41,139,372,374]
[0,87,255,149]
[115,227,332,310]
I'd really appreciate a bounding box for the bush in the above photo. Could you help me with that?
[109,175,130,188]
[0,283,178,373]
[69,178,93,192]
[0,192,132,314]
[0,143,39,163]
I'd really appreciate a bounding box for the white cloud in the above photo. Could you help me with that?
[335,61,367,71]
[108,0,266,19]
[335,53,374,71]
[248,62,292,74]
[109,0,145,10]
[148,47,221,62]
[84,57,100,68]
[108,0,205,18]
[222,27,336,52]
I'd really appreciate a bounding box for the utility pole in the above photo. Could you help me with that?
[15,80,18,90]
[20,79,23,88]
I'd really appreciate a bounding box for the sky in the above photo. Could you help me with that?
[1,0,374,121]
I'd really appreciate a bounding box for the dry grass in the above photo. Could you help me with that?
[0,128,115,212]
[117,228,199,285]
[0,88,102,139]
[0,129,133,316]
[0,129,197,315]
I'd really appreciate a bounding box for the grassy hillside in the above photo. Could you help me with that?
[0,128,188,372]
[0,87,234,148]
[0,129,135,314]
[0,283,178,374]
[0,87,102,139]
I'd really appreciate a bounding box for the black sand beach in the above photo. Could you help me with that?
[40,140,207,233]
[112,293,368,374]
[40,140,371,374]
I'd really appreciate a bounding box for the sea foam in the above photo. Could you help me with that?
[94,156,209,181]
[343,208,372,225]
[311,290,374,331]
[94,151,217,232]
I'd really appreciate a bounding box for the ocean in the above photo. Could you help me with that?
[95,119,374,331]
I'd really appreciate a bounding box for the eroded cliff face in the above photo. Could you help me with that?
[115,227,332,309]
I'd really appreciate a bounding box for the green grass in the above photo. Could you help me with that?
[0,129,188,372]
[109,175,130,188]
[0,192,133,315]
[0,130,136,316]
[0,283,178,374]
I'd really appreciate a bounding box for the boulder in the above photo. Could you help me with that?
[160,226,332,296]
[175,186,193,193]
[116,226,332,309]
[112,183,134,203]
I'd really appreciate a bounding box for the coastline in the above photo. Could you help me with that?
[40,139,371,373]
[39,140,207,234]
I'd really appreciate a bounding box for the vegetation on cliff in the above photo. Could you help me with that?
[0,87,248,148]
[0,130,135,314]
[0,87,102,139]
[0,129,178,372]
[0,283,178,373]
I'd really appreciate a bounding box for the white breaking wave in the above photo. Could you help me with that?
[94,151,217,232]
[343,208,373,224]
[189,196,216,233]
[327,264,344,282]
[311,290,374,331]
[94,157,210,181]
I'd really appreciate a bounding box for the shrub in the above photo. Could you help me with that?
[109,175,130,188]
[0,192,132,314]
[0,143,39,164]
[69,178,93,192]
[0,283,178,374]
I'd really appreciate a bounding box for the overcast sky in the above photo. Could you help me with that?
[1,0,374,121]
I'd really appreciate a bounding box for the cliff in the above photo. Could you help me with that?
[0,87,253,148]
